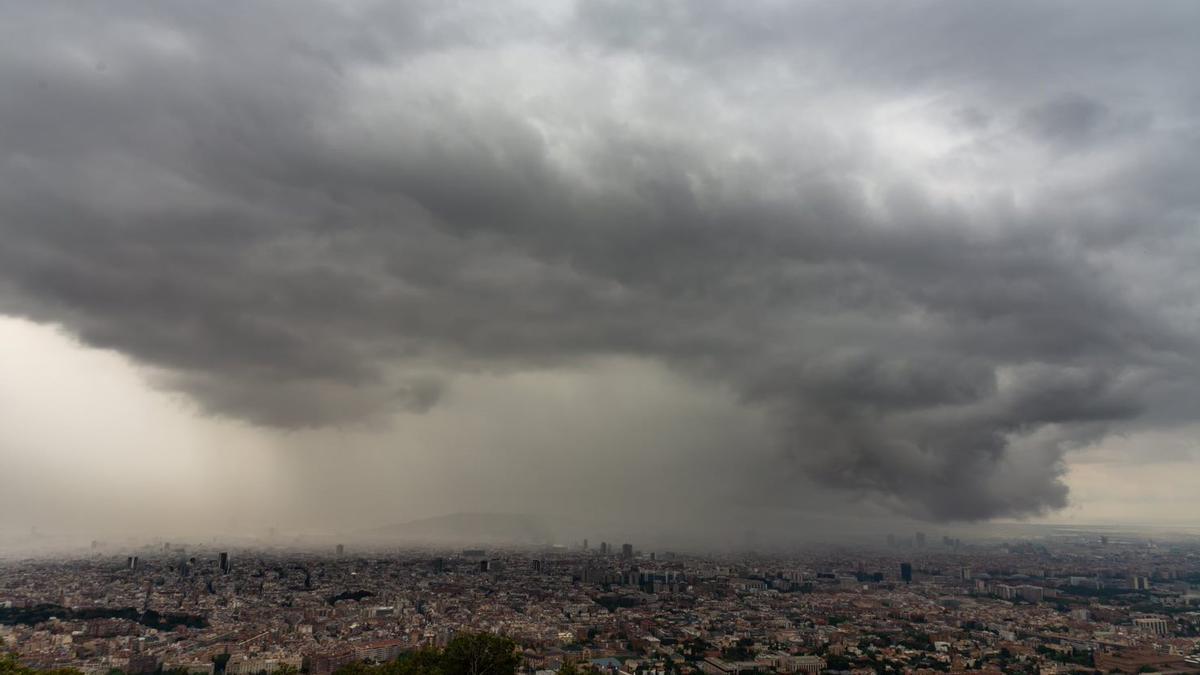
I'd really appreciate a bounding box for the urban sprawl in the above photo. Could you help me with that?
[5,533,1200,674]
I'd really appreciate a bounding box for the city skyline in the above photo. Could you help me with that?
[5,533,1200,673]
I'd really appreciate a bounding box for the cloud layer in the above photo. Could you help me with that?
[1,1,1198,520]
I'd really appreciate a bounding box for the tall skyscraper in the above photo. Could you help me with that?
[127,556,138,570]
[600,542,609,555]
[219,551,230,574]
[621,543,634,559]
[336,544,344,557]
[479,559,490,573]
[900,562,913,583]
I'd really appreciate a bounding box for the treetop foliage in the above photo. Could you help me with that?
[335,633,520,675]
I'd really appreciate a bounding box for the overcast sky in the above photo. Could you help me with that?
[1,1,1199,543]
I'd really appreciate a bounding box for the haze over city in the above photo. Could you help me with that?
[2,0,1200,549]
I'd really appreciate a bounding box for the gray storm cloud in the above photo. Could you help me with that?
[0,0,1198,521]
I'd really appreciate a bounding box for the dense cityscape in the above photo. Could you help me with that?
[5,531,1200,674]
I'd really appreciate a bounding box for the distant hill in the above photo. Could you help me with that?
[363,512,554,544]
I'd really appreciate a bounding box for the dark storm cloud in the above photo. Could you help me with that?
[1021,94,1110,147]
[1,0,1198,520]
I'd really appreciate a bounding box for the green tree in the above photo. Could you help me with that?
[1,654,82,675]
[395,648,446,675]
[330,634,520,675]
[0,655,28,675]
[441,634,519,675]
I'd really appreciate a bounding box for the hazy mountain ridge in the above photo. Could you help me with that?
[363,512,555,544]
